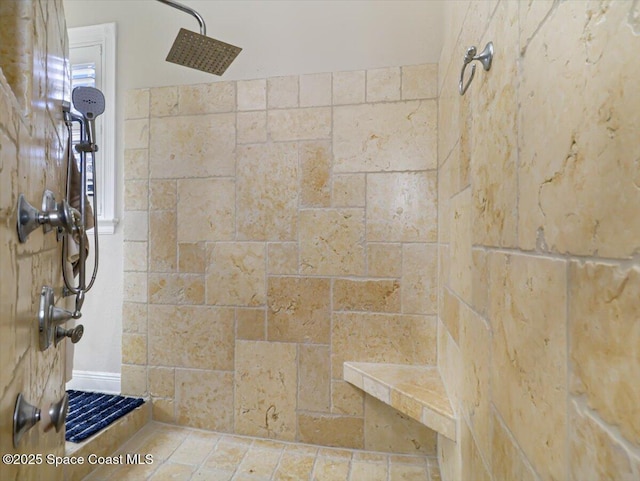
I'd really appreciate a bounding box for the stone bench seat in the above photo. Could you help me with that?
[343,361,456,441]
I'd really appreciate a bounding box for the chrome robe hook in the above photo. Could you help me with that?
[459,41,494,95]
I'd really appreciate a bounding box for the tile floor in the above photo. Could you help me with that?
[82,422,441,481]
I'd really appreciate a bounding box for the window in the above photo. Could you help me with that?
[68,23,117,234]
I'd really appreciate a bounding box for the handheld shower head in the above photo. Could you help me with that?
[72,87,105,151]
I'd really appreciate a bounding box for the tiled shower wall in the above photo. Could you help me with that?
[122,64,439,453]
[437,1,640,480]
[0,1,69,480]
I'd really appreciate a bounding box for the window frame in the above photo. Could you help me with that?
[68,23,118,234]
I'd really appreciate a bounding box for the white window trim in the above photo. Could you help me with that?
[68,23,118,234]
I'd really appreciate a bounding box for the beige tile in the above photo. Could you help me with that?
[299,209,365,276]
[366,67,400,102]
[124,119,149,149]
[402,64,438,100]
[122,333,147,365]
[122,302,147,333]
[123,211,148,242]
[299,344,331,412]
[389,462,430,481]
[236,307,265,341]
[350,461,388,481]
[401,244,437,315]
[149,210,177,272]
[334,101,436,172]
[460,421,491,481]
[312,456,351,480]
[298,414,363,449]
[333,70,365,105]
[569,262,640,444]
[237,111,267,144]
[491,412,538,481]
[147,463,195,481]
[123,271,148,303]
[175,369,234,431]
[148,273,204,305]
[178,242,206,273]
[177,178,235,242]
[367,243,402,278]
[124,149,149,180]
[471,248,489,316]
[179,82,235,114]
[441,288,460,344]
[149,179,176,210]
[300,140,331,207]
[169,430,220,466]
[569,400,640,481]
[123,241,147,272]
[237,143,298,241]
[268,75,299,108]
[203,439,250,471]
[449,188,472,303]
[267,242,298,275]
[124,180,148,211]
[149,114,235,178]
[148,305,234,370]
[237,79,266,111]
[191,467,233,481]
[331,380,364,417]
[364,396,436,455]
[268,107,331,141]
[333,279,400,313]
[148,366,174,398]
[235,341,297,440]
[273,452,315,480]
[236,447,282,478]
[206,243,266,307]
[121,364,147,396]
[366,172,437,242]
[300,72,332,107]
[150,86,178,117]
[267,276,331,343]
[332,173,366,207]
[331,312,436,378]
[490,253,567,481]
[518,0,640,257]
[125,89,149,119]
[459,304,491,463]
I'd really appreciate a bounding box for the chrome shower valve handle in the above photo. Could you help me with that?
[17,191,77,243]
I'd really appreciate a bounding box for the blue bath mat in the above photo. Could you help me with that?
[65,390,145,443]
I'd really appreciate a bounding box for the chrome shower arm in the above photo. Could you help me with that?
[156,0,207,35]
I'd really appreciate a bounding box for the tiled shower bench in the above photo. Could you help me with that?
[343,362,457,441]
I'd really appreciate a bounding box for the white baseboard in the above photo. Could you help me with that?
[66,370,121,395]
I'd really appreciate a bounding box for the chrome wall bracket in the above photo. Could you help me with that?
[13,394,41,448]
[17,191,77,243]
[39,286,81,351]
[459,41,494,96]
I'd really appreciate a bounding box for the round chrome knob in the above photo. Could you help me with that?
[54,324,84,346]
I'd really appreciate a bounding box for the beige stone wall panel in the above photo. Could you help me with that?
[334,101,437,172]
[569,261,640,445]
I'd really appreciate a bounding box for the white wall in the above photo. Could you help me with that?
[63,0,444,389]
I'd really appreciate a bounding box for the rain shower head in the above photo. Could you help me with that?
[166,28,242,76]
[157,0,242,76]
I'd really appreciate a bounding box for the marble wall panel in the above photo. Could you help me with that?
[334,101,436,172]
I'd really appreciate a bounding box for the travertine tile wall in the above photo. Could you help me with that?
[122,64,439,453]
[0,1,70,480]
[437,1,640,480]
